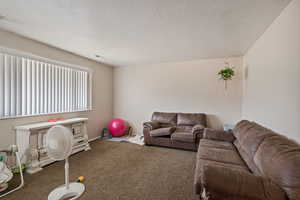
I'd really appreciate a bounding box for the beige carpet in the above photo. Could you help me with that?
[1,140,198,200]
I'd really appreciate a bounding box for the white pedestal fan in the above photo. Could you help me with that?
[46,125,85,200]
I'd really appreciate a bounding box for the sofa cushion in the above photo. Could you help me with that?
[204,128,236,142]
[233,120,277,175]
[194,158,250,195]
[233,120,276,158]
[198,143,247,166]
[254,134,300,200]
[150,127,175,137]
[234,140,262,175]
[177,113,206,127]
[200,139,236,151]
[151,112,177,127]
[200,165,287,200]
[171,131,194,143]
[175,126,193,132]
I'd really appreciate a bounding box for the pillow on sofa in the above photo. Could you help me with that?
[150,127,176,137]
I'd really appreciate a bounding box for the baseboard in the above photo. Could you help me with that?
[88,136,101,142]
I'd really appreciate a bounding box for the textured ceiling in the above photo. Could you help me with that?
[0,0,291,67]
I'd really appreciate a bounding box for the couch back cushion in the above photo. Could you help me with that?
[233,121,277,157]
[151,112,177,127]
[254,134,300,200]
[233,120,277,175]
[177,113,206,127]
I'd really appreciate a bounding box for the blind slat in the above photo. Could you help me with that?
[36,62,40,114]
[21,59,27,115]
[0,54,4,117]
[16,58,22,116]
[4,55,11,116]
[40,63,44,114]
[46,64,50,113]
[51,65,55,113]
[31,61,35,115]
[26,60,31,116]
[10,56,16,116]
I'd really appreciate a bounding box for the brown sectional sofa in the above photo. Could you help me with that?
[143,112,207,151]
[195,120,300,200]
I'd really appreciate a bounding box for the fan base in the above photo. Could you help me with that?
[48,182,85,200]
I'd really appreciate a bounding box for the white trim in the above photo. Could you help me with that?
[0,46,94,73]
[0,109,93,121]
[14,117,88,131]
[88,136,101,142]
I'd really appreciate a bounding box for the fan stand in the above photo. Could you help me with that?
[48,158,85,200]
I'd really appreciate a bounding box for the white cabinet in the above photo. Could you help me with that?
[15,118,91,174]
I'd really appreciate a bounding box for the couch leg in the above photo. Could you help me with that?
[201,188,210,200]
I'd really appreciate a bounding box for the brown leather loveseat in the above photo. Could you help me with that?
[143,112,207,151]
[194,120,300,200]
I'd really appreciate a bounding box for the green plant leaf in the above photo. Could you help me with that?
[218,66,235,80]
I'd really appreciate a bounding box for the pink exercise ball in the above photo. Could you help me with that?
[108,118,128,137]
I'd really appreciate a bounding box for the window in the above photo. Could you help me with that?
[0,47,92,119]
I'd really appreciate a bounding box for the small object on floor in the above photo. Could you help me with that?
[107,135,144,145]
[12,164,26,174]
[77,176,85,183]
[127,126,134,137]
[101,128,112,139]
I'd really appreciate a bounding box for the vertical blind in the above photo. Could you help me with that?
[0,49,92,119]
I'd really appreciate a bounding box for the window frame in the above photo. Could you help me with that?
[0,46,93,120]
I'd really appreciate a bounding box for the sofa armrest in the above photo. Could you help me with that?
[192,124,205,133]
[192,124,205,141]
[203,128,235,142]
[143,121,160,130]
[201,165,286,200]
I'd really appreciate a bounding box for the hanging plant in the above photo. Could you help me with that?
[218,62,235,89]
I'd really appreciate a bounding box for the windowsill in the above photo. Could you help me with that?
[0,109,93,121]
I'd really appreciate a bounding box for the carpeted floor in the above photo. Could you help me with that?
[1,140,198,200]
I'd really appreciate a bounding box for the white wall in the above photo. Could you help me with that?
[243,0,300,142]
[114,57,243,135]
[0,29,113,147]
